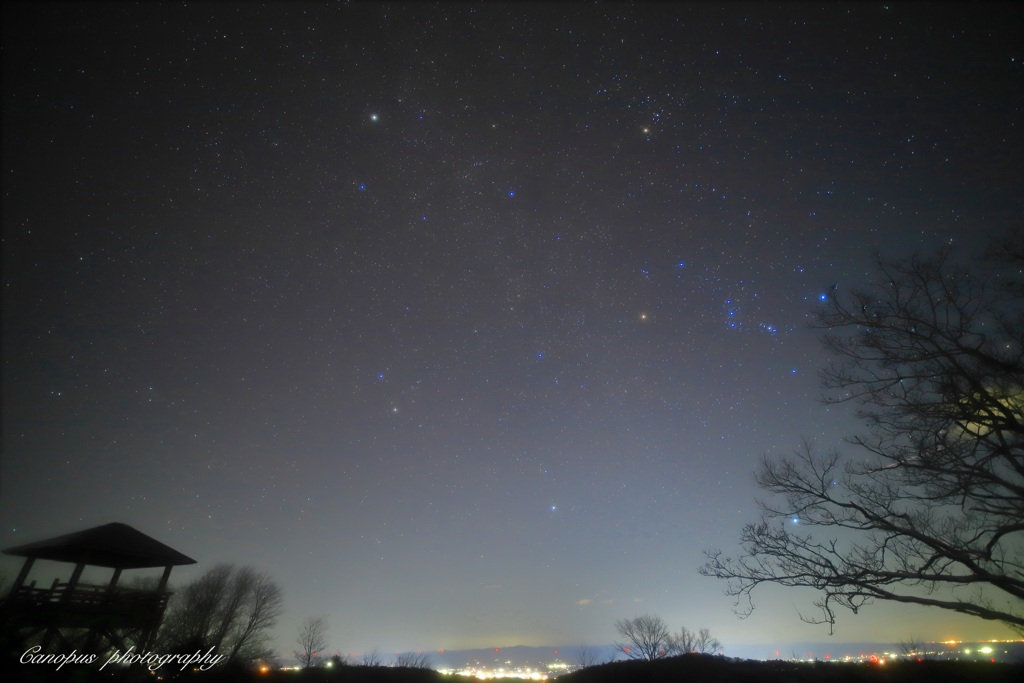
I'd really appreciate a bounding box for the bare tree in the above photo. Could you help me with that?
[613,614,671,660]
[896,636,922,659]
[160,563,232,650]
[702,236,1024,634]
[361,647,383,667]
[296,616,329,669]
[574,646,602,669]
[669,626,721,655]
[209,566,255,653]
[394,651,433,668]
[158,564,283,662]
[228,571,284,661]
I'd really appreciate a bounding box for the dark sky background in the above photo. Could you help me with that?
[2,1,1022,658]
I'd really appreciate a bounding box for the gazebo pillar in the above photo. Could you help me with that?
[58,562,87,608]
[157,564,173,591]
[66,562,85,590]
[10,556,35,592]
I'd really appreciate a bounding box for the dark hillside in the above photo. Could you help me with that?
[557,653,1024,683]
[9,655,1024,683]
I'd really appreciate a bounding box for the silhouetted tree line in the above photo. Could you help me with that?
[613,614,721,660]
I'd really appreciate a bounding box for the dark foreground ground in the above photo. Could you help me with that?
[7,654,1024,683]
[557,654,1024,683]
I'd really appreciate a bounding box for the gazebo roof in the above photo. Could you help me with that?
[2,522,196,569]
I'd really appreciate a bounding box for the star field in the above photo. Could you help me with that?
[2,2,1022,657]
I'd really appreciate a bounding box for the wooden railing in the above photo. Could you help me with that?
[8,580,170,618]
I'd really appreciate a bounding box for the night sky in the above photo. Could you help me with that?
[2,1,1022,658]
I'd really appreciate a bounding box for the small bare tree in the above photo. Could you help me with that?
[613,614,671,660]
[574,646,602,669]
[896,636,922,659]
[669,626,722,655]
[296,616,328,669]
[361,647,383,666]
[394,651,432,668]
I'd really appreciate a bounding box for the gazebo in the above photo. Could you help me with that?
[1,522,196,655]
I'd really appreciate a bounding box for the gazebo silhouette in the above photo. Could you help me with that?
[1,522,196,655]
